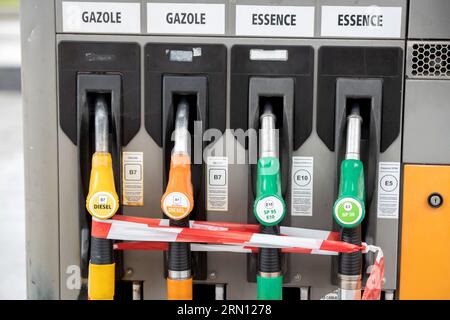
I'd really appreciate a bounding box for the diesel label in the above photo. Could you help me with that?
[82,11,122,23]
[166,12,206,25]
[62,2,141,33]
[147,3,225,34]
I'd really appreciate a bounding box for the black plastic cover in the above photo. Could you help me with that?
[317,46,403,152]
[230,45,314,150]
[58,41,141,146]
[145,43,227,146]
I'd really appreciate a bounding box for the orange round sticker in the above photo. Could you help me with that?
[162,192,191,220]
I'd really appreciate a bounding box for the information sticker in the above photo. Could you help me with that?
[122,152,144,206]
[291,156,314,216]
[377,162,401,219]
[62,1,141,34]
[206,156,228,212]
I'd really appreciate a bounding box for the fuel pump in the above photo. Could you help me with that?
[253,103,285,300]
[86,95,120,300]
[161,98,194,300]
[333,106,365,300]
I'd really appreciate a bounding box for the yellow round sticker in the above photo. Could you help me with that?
[88,191,118,219]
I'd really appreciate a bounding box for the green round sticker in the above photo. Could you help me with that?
[333,197,364,228]
[254,195,285,226]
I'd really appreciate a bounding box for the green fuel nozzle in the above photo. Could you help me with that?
[334,105,365,300]
[254,103,285,300]
[333,107,365,229]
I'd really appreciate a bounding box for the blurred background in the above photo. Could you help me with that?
[0,0,25,299]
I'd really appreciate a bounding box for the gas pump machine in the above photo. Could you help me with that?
[21,0,450,300]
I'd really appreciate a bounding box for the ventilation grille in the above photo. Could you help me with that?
[408,42,450,79]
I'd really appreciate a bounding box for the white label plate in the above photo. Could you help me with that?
[236,5,314,37]
[207,156,228,211]
[62,1,141,34]
[291,156,314,216]
[122,152,144,206]
[377,162,400,219]
[321,6,402,38]
[147,3,225,35]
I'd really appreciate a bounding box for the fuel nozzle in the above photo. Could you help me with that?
[161,97,194,300]
[333,104,366,300]
[254,102,285,300]
[345,106,363,161]
[161,97,194,222]
[259,103,278,159]
[87,95,118,300]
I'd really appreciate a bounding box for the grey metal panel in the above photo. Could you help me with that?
[408,0,450,40]
[403,80,450,165]
[406,41,450,80]
[53,34,404,299]
[21,0,60,299]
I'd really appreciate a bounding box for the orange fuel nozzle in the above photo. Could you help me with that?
[161,153,194,220]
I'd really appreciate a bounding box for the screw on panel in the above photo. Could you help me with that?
[209,271,217,280]
[125,268,134,277]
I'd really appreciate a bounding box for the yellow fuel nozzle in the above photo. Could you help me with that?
[86,95,119,220]
[86,151,119,220]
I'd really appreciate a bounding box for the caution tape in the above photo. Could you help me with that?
[92,216,359,253]
[92,215,384,300]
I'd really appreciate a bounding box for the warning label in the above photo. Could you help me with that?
[377,162,400,219]
[206,157,228,212]
[291,156,314,216]
[122,152,144,206]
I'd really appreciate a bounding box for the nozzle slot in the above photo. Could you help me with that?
[76,74,123,296]
[247,77,294,283]
[333,78,382,287]
[335,78,382,206]
[162,75,208,281]
[346,98,371,142]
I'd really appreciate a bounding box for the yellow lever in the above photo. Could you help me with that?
[86,152,119,220]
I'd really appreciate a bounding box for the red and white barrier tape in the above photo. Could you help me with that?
[114,241,337,255]
[92,215,384,300]
[92,216,360,253]
[362,244,384,300]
